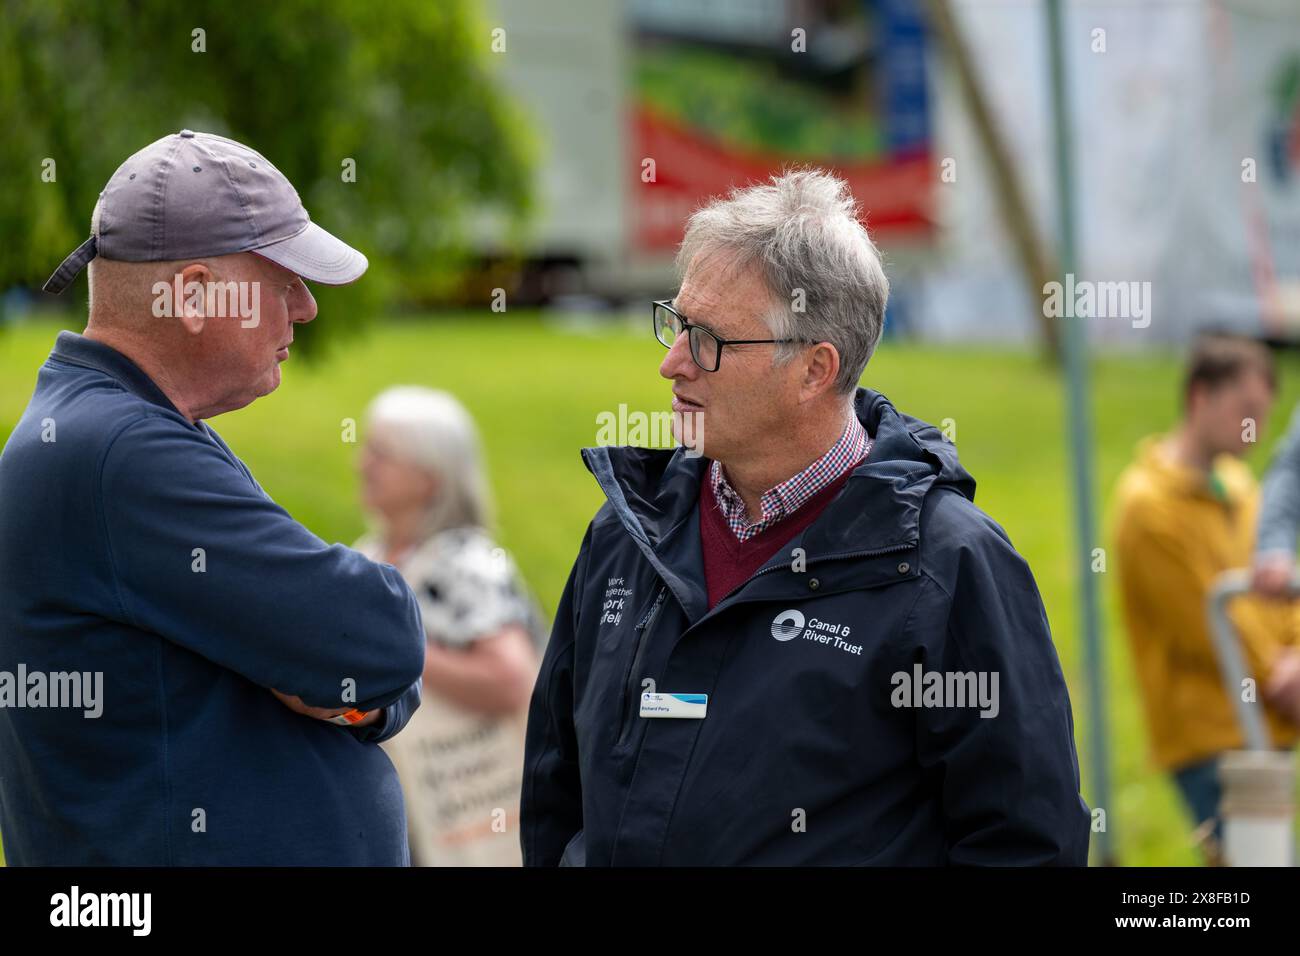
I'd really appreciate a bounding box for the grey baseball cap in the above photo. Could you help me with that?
[43,129,367,294]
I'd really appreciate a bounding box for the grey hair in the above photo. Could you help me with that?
[675,168,890,394]
[365,386,492,536]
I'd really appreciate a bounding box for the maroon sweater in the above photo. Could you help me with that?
[699,465,857,610]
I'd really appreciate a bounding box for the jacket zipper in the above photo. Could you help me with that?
[616,583,669,746]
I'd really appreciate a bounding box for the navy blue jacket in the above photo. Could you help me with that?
[0,332,424,865]
[522,388,1091,865]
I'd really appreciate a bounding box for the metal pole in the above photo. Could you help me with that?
[1207,569,1278,753]
[1044,0,1114,864]
[1207,569,1295,866]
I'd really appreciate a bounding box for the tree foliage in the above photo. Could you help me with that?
[0,0,535,353]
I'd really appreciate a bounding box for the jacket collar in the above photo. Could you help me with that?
[49,330,187,419]
[581,387,977,621]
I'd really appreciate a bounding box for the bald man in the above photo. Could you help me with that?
[0,131,425,865]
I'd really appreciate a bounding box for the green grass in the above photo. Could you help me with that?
[3,314,1299,867]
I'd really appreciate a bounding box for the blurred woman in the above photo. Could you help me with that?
[354,386,543,866]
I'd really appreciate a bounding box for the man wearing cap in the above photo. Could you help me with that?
[0,131,425,865]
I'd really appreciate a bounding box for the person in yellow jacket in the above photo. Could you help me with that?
[1113,333,1300,860]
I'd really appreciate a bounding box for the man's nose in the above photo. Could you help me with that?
[659,331,698,381]
[293,284,318,324]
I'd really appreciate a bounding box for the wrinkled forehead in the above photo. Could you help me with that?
[675,247,774,334]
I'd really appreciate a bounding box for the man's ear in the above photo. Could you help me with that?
[172,262,213,336]
[799,342,841,403]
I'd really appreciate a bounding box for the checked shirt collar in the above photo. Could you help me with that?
[709,416,871,542]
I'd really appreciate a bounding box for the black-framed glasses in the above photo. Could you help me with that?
[652,299,804,372]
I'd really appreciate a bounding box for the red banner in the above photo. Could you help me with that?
[630,105,934,253]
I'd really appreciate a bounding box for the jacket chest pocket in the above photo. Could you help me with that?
[725,602,897,731]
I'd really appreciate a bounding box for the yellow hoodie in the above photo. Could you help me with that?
[1112,436,1300,771]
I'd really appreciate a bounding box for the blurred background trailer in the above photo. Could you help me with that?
[478,0,934,318]
[479,0,1300,348]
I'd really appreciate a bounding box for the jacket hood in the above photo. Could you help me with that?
[580,387,976,568]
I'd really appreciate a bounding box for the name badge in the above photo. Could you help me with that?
[640,692,707,719]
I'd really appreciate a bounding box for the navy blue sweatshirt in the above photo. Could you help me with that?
[0,332,425,865]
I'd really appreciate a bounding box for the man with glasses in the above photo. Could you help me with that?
[522,169,1090,866]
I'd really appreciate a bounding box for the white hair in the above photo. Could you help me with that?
[365,386,491,534]
[676,168,890,394]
